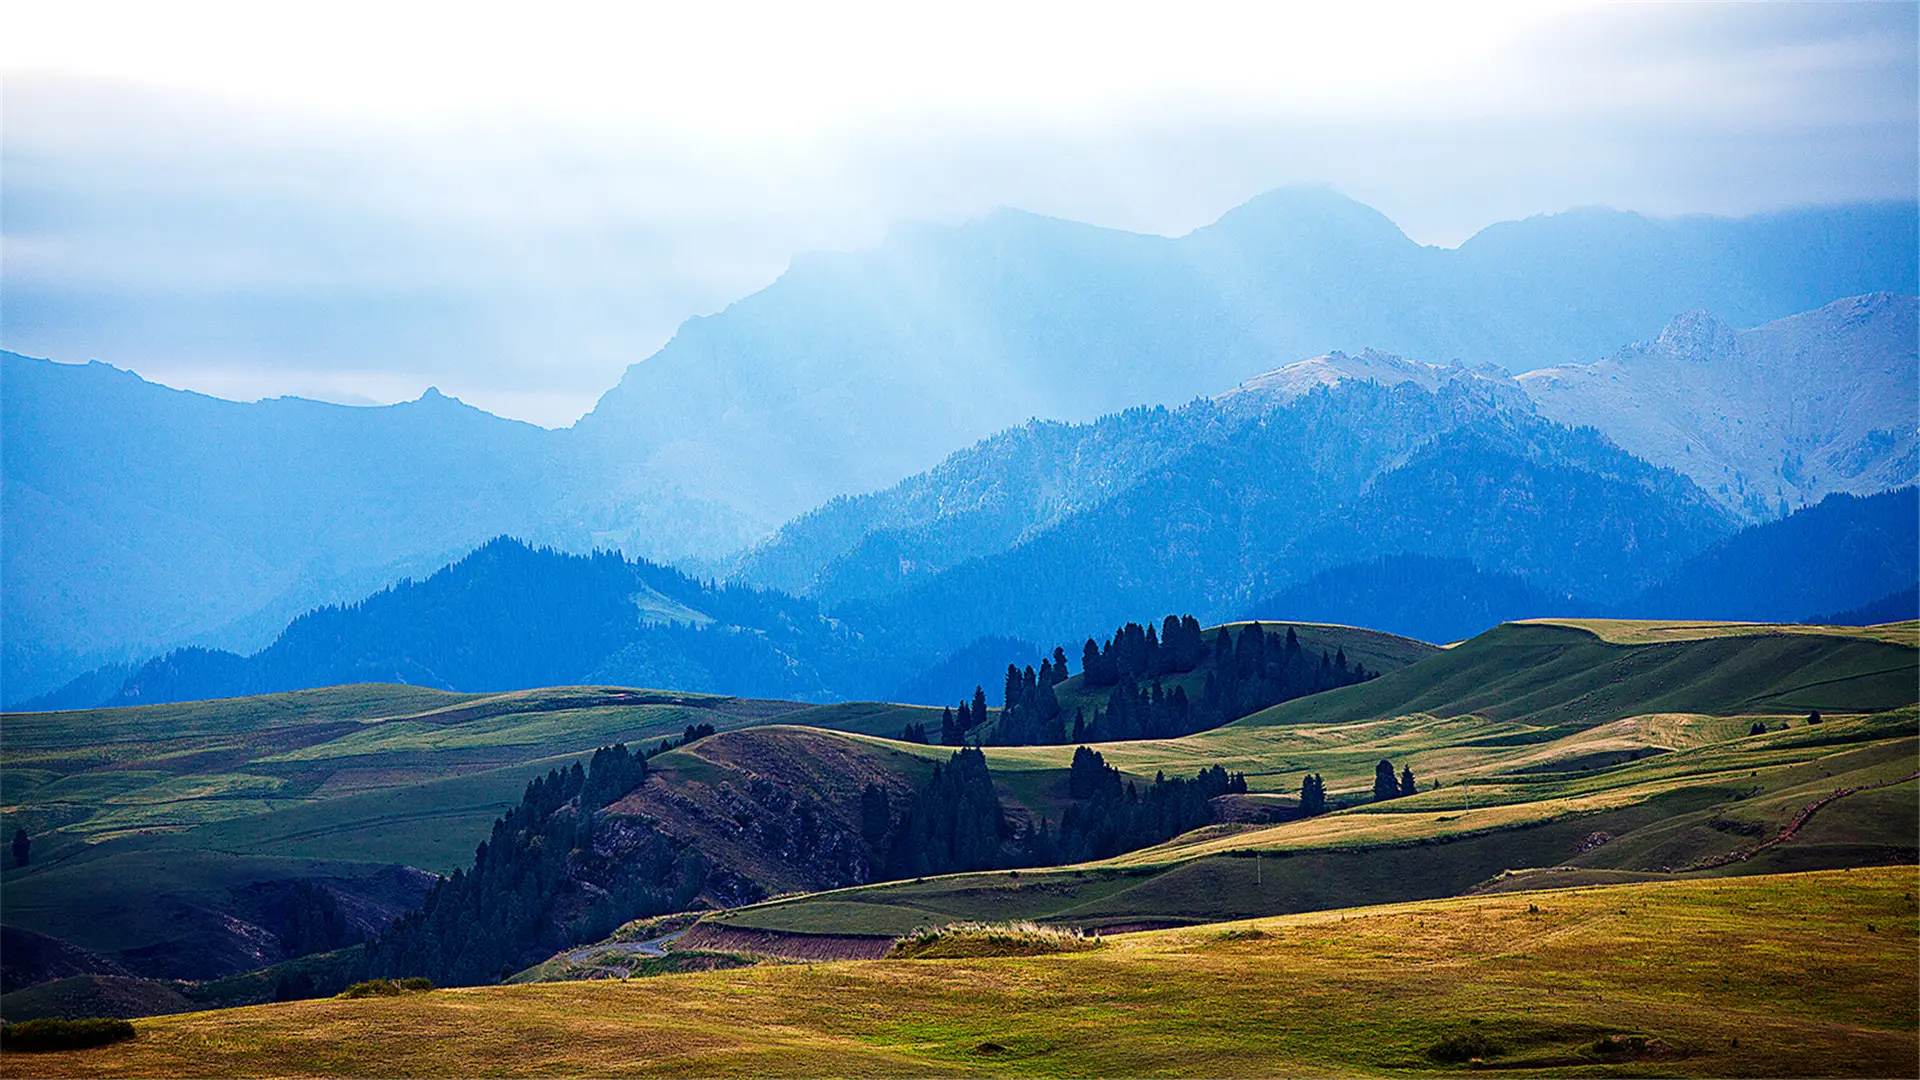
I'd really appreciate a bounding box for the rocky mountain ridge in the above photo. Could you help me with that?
[1520,293,1918,519]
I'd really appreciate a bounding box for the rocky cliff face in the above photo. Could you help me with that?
[1518,293,1918,520]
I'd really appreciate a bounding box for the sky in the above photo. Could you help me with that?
[3,1,1915,426]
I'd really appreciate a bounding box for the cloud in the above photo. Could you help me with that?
[3,1,1914,426]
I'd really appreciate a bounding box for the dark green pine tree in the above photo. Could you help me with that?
[10,827,28,867]
[1399,765,1417,797]
[1373,760,1399,802]
[1299,774,1326,816]
[859,783,891,844]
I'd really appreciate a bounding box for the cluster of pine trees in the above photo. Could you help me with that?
[647,722,716,759]
[1025,747,1247,862]
[935,617,1378,748]
[1076,621,1375,743]
[859,745,1248,878]
[864,747,1007,879]
[1373,759,1418,801]
[1081,616,1209,685]
[1298,773,1328,816]
[276,881,361,959]
[935,687,992,746]
[361,741,701,986]
[1291,761,1418,818]
[992,647,1072,745]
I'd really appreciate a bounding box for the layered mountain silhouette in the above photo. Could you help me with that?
[579,191,1916,535]
[49,539,873,709]
[6,187,1916,702]
[31,481,1914,712]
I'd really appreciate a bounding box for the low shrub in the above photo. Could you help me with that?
[1584,1033,1671,1060]
[888,921,1102,960]
[335,977,433,999]
[1426,1031,1503,1064]
[1,1017,137,1052]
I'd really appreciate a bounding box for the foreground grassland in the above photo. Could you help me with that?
[8,868,1913,1078]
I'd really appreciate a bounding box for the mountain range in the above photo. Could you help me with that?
[5,188,1916,702]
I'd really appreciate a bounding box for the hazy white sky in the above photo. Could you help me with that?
[4,1,1915,424]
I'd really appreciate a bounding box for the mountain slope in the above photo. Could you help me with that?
[1245,555,1606,645]
[834,380,1733,656]
[10,194,1915,700]
[680,619,1914,945]
[1246,619,1918,730]
[0,355,555,702]
[1631,487,1919,622]
[581,193,1916,534]
[1519,294,1919,518]
[42,539,872,709]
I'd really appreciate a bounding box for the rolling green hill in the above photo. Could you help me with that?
[3,617,1911,1004]
[1240,619,1917,730]
[6,868,1912,1078]
[0,684,932,984]
[678,620,1915,940]
[1045,619,1438,723]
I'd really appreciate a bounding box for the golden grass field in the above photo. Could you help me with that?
[7,867,1913,1078]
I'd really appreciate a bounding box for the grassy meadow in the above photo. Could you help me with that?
[6,868,1913,1078]
[0,684,931,973]
[703,701,1916,936]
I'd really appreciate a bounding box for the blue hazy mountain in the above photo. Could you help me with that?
[38,538,869,709]
[1521,294,1917,519]
[3,356,554,702]
[1242,556,1608,646]
[0,354,748,704]
[826,379,1734,658]
[578,191,1916,536]
[6,189,1915,702]
[1632,487,1918,623]
[37,478,1909,713]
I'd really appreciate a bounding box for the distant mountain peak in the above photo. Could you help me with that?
[1519,292,1919,518]
[1217,348,1517,411]
[1648,309,1740,363]
[1196,184,1414,248]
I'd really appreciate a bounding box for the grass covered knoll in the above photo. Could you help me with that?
[1044,619,1439,724]
[1529,617,1920,647]
[6,868,1912,1078]
[1244,618,1918,730]
[885,921,1102,959]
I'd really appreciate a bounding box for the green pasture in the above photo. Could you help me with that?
[8,868,1912,1078]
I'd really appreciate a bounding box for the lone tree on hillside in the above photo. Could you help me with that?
[10,828,27,868]
[1399,765,1417,798]
[1807,710,1823,725]
[1299,773,1327,816]
[1373,760,1400,802]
